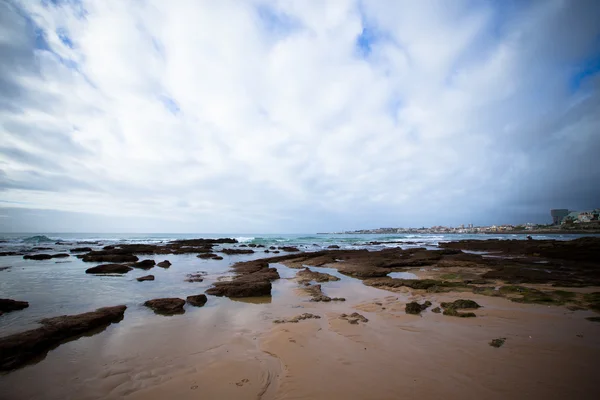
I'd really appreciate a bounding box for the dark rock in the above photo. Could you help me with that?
[157,260,171,268]
[431,306,441,313]
[279,246,300,252]
[327,245,340,249]
[0,266,11,272]
[337,264,389,278]
[221,248,254,255]
[144,298,185,315]
[269,246,276,250]
[23,254,51,260]
[212,256,224,260]
[340,312,368,324]
[405,301,432,315]
[197,253,218,259]
[169,238,237,246]
[441,299,481,309]
[240,244,248,247]
[273,313,320,323]
[304,284,345,302]
[85,264,133,274]
[131,259,156,270]
[186,294,207,307]
[82,254,139,263]
[489,338,506,348]
[296,267,340,283]
[248,244,257,248]
[0,305,126,371]
[0,299,29,316]
[70,247,93,253]
[0,252,21,256]
[136,275,155,282]
[206,280,271,297]
[185,273,204,283]
[273,250,280,253]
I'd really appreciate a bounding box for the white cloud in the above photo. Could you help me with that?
[0,0,599,232]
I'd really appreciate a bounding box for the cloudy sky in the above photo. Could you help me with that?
[1,0,599,233]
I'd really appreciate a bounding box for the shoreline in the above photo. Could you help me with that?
[1,236,599,399]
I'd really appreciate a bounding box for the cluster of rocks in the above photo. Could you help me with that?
[440,299,481,318]
[144,294,208,315]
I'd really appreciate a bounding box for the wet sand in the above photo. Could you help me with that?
[1,260,599,400]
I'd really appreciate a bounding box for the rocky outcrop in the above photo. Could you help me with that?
[405,301,432,315]
[296,267,340,283]
[186,294,207,307]
[0,305,126,371]
[136,275,155,282]
[0,299,29,316]
[131,259,156,270]
[144,298,185,315]
[70,247,92,253]
[157,260,171,268]
[23,253,69,260]
[327,245,340,249]
[85,264,133,274]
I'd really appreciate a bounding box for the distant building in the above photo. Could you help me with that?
[551,209,570,225]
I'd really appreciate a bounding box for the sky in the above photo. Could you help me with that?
[1,0,599,233]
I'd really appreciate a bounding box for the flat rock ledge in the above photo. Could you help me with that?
[206,260,279,298]
[144,298,185,315]
[0,298,29,316]
[0,305,126,371]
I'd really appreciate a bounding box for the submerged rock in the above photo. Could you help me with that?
[489,338,506,348]
[136,275,155,282]
[23,253,69,260]
[185,273,204,283]
[206,280,271,297]
[131,259,156,270]
[85,264,133,274]
[0,299,29,316]
[0,305,126,371]
[273,313,321,323]
[144,298,185,315]
[186,294,208,307]
[221,248,255,255]
[157,260,171,268]
[82,254,139,263]
[212,256,224,260]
